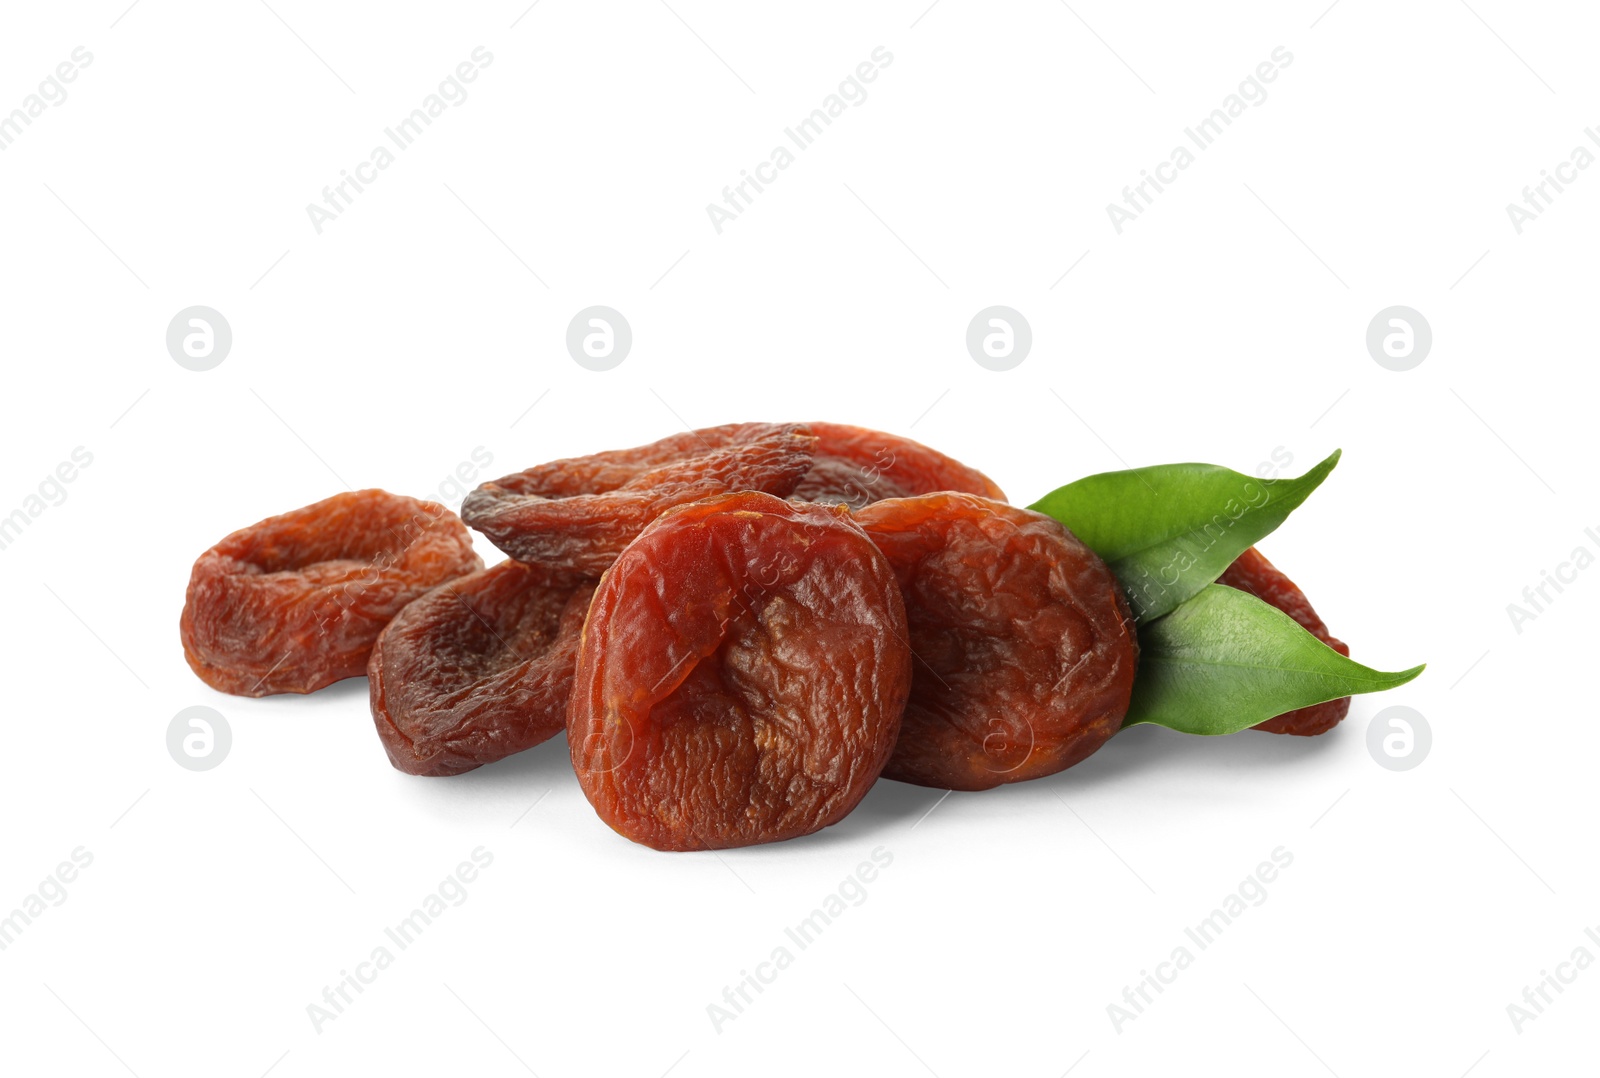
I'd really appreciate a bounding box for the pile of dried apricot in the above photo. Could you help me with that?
[180,423,1420,850]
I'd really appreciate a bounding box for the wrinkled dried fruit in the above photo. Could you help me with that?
[789,421,1007,509]
[369,560,595,776]
[569,491,912,851]
[855,493,1138,790]
[461,422,816,575]
[180,490,482,697]
[1218,547,1351,736]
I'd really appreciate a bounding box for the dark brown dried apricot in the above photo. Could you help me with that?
[368,560,594,776]
[180,490,482,697]
[461,422,816,575]
[855,493,1138,790]
[569,491,912,851]
[1218,547,1351,736]
[789,422,1007,509]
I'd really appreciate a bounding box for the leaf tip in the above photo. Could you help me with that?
[1387,662,1426,687]
[1307,447,1342,478]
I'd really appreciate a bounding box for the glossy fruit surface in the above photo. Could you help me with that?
[789,422,1005,509]
[856,493,1138,790]
[569,492,911,850]
[370,560,594,776]
[462,423,816,574]
[180,490,482,696]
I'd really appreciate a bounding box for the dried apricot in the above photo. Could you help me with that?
[461,422,816,575]
[569,491,912,851]
[789,422,1007,509]
[855,493,1138,790]
[180,490,482,697]
[368,560,594,776]
[1217,547,1351,736]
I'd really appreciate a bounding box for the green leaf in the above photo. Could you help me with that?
[1125,584,1424,735]
[1028,450,1341,622]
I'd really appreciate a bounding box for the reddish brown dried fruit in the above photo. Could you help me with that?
[855,493,1138,790]
[1218,547,1351,736]
[789,422,1007,509]
[569,492,912,851]
[368,560,595,776]
[180,490,482,697]
[461,423,816,575]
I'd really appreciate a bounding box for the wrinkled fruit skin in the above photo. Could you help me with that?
[569,492,912,851]
[855,493,1138,791]
[369,560,595,776]
[461,422,816,575]
[180,490,482,697]
[1219,547,1351,736]
[789,421,1007,509]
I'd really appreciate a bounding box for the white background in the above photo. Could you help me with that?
[1,1,1594,1075]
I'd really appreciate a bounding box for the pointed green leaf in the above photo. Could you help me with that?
[1028,450,1341,622]
[1124,584,1424,735]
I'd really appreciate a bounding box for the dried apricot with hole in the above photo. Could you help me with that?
[789,422,1007,509]
[569,491,911,851]
[855,493,1138,790]
[368,560,594,776]
[461,422,816,575]
[180,490,482,697]
[1218,546,1351,736]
